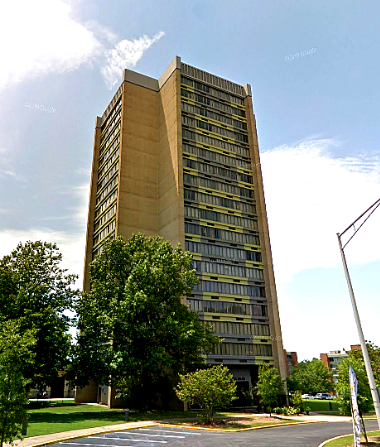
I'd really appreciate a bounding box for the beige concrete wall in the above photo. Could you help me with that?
[75,381,98,403]
[116,82,159,240]
[158,68,185,249]
[83,120,101,292]
[244,96,287,381]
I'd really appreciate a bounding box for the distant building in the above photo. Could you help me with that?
[284,350,298,376]
[320,345,361,383]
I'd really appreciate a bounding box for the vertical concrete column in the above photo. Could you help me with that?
[158,66,185,248]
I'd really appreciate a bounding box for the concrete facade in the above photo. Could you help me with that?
[81,57,287,406]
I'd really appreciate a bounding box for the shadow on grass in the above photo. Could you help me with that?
[29,411,125,425]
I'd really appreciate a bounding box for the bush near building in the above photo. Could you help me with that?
[176,365,237,423]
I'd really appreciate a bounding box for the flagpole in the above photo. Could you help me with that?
[337,233,380,430]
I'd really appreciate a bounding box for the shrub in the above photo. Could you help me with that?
[287,406,299,415]
[291,390,304,414]
[176,365,237,423]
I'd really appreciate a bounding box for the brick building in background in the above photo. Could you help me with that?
[320,345,361,384]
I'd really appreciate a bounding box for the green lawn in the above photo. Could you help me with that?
[303,399,340,414]
[323,430,380,446]
[27,403,188,437]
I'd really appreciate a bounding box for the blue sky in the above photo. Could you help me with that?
[0,0,379,361]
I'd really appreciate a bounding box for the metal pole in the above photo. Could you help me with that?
[337,233,380,429]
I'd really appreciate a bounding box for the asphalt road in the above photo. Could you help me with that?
[51,420,379,447]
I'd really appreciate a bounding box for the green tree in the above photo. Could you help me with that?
[291,390,304,414]
[256,366,284,416]
[74,234,219,409]
[0,321,35,447]
[0,241,78,389]
[287,359,333,394]
[176,365,237,423]
[349,343,380,387]
[336,354,374,415]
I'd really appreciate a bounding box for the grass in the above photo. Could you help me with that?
[26,403,299,437]
[27,402,188,437]
[303,399,340,414]
[323,430,380,446]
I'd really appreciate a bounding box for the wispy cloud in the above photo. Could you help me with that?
[100,31,165,89]
[0,0,165,92]
[261,138,380,283]
[85,20,118,44]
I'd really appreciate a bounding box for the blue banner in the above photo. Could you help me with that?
[349,366,361,447]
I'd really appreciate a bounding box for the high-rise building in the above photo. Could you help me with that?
[83,56,287,400]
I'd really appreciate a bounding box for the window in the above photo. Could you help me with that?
[93,219,116,247]
[182,129,249,158]
[184,190,255,214]
[187,299,267,316]
[184,205,257,229]
[211,342,273,357]
[181,103,247,130]
[206,320,270,336]
[182,116,248,143]
[185,240,262,263]
[183,172,254,200]
[96,176,118,204]
[183,143,251,170]
[193,280,265,298]
[181,89,246,117]
[185,222,260,245]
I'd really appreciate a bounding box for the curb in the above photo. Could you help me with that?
[156,419,328,433]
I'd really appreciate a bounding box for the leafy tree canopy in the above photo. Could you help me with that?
[287,359,334,394]
[348,343,380,387]
[255,365,284,416]
[0,321,35,447]
[0,241,78,389]
[73,234,220,409]
[336,344,379,416]
[176,365,237,422]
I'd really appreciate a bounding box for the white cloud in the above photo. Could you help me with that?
[100,31,165,89]
[0,0,165,92]
[261,138,380,283]
[0,147,24,181]
[0,228,85,287]
[67,183,90,227]
[0,182,90,287]
[85,20,118,44]
[0,0,101,92]
[39,182,90,229]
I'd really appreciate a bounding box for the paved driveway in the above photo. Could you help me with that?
[50,420,379,447]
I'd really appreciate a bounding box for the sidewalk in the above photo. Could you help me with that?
[279,413,352,423]
[6,421,159,447]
